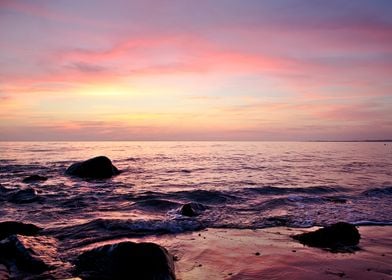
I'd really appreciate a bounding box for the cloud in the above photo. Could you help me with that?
[1,0,391,140]
[65,62,107,73]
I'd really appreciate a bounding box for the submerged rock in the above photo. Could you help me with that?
[0,235,59,273]
[293,222,360,250]
[0,221,42,240]
[180,202,206,217]
[66,156,120,179]
[8,188,39,204]
[75,241,175,280]
[22,175,48,183]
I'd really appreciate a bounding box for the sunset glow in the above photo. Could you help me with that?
[1,0,391,140]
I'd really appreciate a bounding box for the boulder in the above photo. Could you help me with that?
[292,222,360,250]
[66,156,120,179]
[0,221,42,240]
[74,241,175,280]
[0,235,58,273]
[180,202,205,217]
[22,175,48,184]
[8,188,39,204]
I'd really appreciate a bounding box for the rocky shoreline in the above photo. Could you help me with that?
[1,220,390,280]
[1,156,391,279]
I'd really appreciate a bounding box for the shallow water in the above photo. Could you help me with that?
[0,141,391,245]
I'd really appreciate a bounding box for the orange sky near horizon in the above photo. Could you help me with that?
[1,0,391,140]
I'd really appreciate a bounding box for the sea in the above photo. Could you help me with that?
[0,141,391,276]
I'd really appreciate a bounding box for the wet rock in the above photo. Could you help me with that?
[293,222,360,250]
[66,156,120,179]
[0,221,42,240]
[22,175,48,183]
[0,235,59,273]
[74,241,175,280]
[0,264,9,280]
[8,188,39,204]
[180,202,205,217]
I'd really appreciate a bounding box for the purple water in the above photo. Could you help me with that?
[1,141,391,242]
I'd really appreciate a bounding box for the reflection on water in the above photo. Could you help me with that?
[0,141,391,232]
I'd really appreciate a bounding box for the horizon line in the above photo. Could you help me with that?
[0,139,391,143]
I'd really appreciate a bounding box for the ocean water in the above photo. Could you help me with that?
[1,141,392,245]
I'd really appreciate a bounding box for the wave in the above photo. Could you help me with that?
[361,186,392,196]
[166,169,192,174]
[172,189,237,204]
[133,199,181,211]
[46,218,204,247]
[352,220,392,226]
[245,185,345,195]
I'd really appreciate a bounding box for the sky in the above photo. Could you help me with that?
[0,0,391,141]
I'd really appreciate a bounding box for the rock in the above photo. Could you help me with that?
[0,264,9,280]
[22,175,48,183]
[8,188,39,204]
[0,235,59,273]
[74,241,175,280]
[66,156,120,179]
[180,202,205,217]
[292,222,360,250]
[0,221,42,240]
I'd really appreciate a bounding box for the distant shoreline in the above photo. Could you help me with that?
[0,140,391,143]
[309,140,392,143]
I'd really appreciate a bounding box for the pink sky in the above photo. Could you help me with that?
[0,0,391,140]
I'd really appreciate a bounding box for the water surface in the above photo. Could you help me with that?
[1,141,391,243]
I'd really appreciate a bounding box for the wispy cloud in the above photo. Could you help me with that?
[0,0,391,140]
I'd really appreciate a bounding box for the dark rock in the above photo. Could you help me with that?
[8,188,39,204]
[0,221,42,240]
[0,235,58,273]
[22,175,48,183]
[74,241,175,280]
[180,202,205,217]
[66,156,120,179]
[292,222,360,250]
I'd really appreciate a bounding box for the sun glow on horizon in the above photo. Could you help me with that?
[0,0,391,141]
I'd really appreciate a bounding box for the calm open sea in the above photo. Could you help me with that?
[0,141,391,243]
